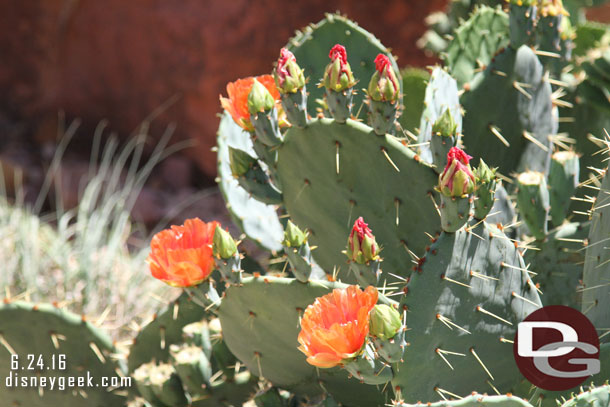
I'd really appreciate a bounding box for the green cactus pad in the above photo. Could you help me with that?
[516,171,550,241]
[128,292,208,372]
[558,52,610,184]
[582,167,610,344]
[418,67,462,169]
[579,49,610,115]
[461,45,554,175]
[399,67,429,134]
[444,5,510,88]
[0,301,126,407]
[561,384,610,407]
[549,151,580,227]
[509,2,537,48]
[394,221,541,402]
[218,276,388,407]
[276,118,440,283]
[217,112,284,251]
[395,393,533,407]
[286,13,401,118]
[526,221,588,307]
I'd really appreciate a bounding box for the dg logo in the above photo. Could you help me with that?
[513,305,600,391]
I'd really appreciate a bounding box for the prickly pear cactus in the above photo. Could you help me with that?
[561,384,610,407]
[217,276,388,407]
[461,45,554,175]
[192,3,610,407]
[582,165,610,344]
[526,221,589,307]
[0,301,127,407]
[131,316,258,407]
[276,118,440,283]
[444,5,510,87]
[395,385,610,407]
[394,221,541,402]
[128,292,208,371]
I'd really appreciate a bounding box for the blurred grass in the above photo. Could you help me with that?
[0,117,185,339]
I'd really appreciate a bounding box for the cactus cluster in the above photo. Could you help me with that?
[193,7,609,407]
[124,7,610,407]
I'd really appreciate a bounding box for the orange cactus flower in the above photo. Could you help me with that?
[147,218,219,287]
[220,75,281,131]
[297,285,378,368]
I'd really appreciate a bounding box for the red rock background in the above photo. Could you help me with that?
[0,0,446,181]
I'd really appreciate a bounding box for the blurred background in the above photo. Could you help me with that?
[0,0,450,228]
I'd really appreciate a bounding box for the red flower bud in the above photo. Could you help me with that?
[368,54,400,102]
[346,217,380,264]
[329,44,348,65]
[374,54,391,74]
[439,147,475,197]
[322,44,356,91]
[274,48,306,93]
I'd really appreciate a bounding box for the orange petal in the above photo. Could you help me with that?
[306,353,343,368]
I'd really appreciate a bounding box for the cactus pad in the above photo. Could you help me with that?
[218,276,388,407]
[128,292,208,372]
[444,5,510,88]
[461,45,554,175]
[0,301,126,407]
[582,167,610,344]
[399,67,429,134]
[394,221,541,402]
[276,118,440,282]
[526,222,588,307]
